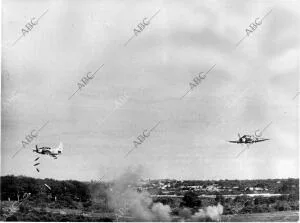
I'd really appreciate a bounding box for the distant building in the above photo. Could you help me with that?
[245,187,254,191]
[187,186,201,190]
[160,185,166,190]
[206,185,219,192]
[254,187,264,191]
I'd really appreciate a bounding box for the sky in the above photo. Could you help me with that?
[1,0,299,182]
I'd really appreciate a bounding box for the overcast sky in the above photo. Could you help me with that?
[1,0,299,181]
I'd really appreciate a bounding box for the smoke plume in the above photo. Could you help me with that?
[96,166,223,221]
[179,203,223,222]
[106,166,171,221]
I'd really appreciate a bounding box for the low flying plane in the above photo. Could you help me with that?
[228,134,270,158]
[33,142,63,159]
[228,133,269,145]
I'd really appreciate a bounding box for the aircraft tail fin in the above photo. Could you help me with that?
[57,142,63,154]
[33,145,38,152]
[238,133,241,139]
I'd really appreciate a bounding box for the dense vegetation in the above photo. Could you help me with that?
[0,175,298,221]
[4,207,113,222]
[153,192,299,217]
[1,175,91,203]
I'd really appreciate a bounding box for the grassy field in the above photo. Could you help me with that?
[2,201,299,222]
[221,211,299,222]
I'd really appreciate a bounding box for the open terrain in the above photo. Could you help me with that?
[221,211,299,222]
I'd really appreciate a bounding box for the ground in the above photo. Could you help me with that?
[221,211,299,222]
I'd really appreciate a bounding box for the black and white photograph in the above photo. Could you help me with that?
[1,0,299,221]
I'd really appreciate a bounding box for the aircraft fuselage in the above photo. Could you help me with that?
[239,135,256,144]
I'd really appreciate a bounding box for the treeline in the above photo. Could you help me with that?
[0,175,115,213]
[1,175,95,205]
[174,178,299,193]
[154,192,299,217]
[222,194,299,215]
[1,176,299,201]
[1,175,299,209]
[0,175,299,221]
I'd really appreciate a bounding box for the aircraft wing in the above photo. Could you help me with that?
[50,153,58,159]
[228,140,241,144]
[254,138,270,143]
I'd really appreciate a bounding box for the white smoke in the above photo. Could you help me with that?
[179,203,223,222]
[151,202,172,221]
[178,207,192,219]
[97,166,223,222]
[106,166,171,221]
